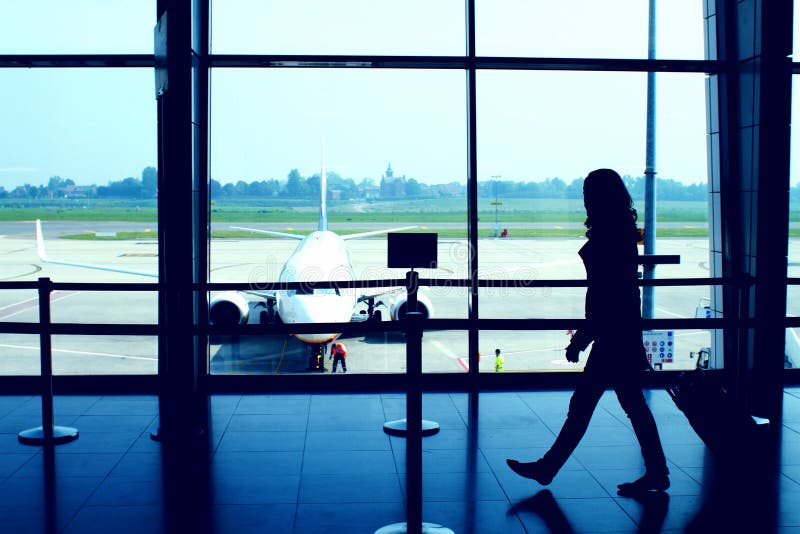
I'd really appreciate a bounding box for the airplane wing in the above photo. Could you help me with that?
[357,286,405,301]
[230,226,305,240]
[242,289,277,303]
[35,220,158,278]
[341,226,418,240]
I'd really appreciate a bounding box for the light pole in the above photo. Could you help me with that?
[491,175,502,238]
[642,0,657,320]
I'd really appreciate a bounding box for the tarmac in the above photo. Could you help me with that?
[1,221,796,376]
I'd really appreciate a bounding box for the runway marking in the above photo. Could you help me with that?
[431,339,465,372]
[0,291,80,320]
[431,339,458,360]
[0,343,157,361]
[275,337,288,374]
[674,331,710,337]
[549,359,582,366]
[655,307,686,318]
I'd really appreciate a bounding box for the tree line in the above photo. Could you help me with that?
[3,166,798,203]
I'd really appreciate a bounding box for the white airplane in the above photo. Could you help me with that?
[34,154,432,353]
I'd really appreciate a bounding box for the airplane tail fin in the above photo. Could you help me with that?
[318,141,328,232]
[35,219,48,262]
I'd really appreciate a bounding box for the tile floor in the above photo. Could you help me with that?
[0,388,798,533]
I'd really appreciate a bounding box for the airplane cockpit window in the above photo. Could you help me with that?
[314,288,338,296]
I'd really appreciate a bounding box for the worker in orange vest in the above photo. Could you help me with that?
[330,341,348,373]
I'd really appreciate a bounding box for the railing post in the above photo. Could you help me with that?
[18,277,79,446]
[377,270,452,534]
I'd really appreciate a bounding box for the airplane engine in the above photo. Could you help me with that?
[389,293,434,321]
[209,291,250,326]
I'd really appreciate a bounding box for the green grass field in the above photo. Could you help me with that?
[5,198,800,239]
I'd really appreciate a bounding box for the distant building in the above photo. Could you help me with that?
[430,182,463,197]
[361,185,380,199]
[379,163,407,198]
[60,185,96,199]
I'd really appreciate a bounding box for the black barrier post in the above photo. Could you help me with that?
[18,277,79,446]
[383,242,439,436]
[377,270,452,534]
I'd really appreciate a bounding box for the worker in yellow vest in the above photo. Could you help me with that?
[495,348,504,372]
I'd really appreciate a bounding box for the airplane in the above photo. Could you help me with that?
[34,154,434,367]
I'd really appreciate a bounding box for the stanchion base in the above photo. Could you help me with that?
[18,426,79,446]
[383,419,440,437]
[375,522,454,534]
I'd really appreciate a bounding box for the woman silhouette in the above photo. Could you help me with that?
[507,168,669,495]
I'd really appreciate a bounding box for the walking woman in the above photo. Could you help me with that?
[507,168,669,495]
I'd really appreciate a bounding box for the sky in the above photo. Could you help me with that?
[1,0,796,190]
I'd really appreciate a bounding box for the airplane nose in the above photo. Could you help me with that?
[281,295,351,325]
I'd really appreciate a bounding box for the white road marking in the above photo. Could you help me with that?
[0,291,81,320]
[431,339,458,360]
[0,296,38,312]
[0,343,156,361]
[655,307,685,318]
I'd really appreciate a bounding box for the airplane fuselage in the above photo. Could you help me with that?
[276,230,358,343]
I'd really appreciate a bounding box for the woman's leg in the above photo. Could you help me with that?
[508,372,605,483]
[540,372,606,473]
[615,380,668,475]
[615,378,670,493]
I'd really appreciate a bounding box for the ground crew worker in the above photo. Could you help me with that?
[330,341,348,373]
[495,348,504,372]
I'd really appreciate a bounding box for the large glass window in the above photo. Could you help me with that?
[0,68,157,375]
[0,1,155,54]
[208,68,468,375]
[476,70,709,370]
[0,1,723,380]
[210,0,465,55]
[476,0,705,59]
[788,75,800,369]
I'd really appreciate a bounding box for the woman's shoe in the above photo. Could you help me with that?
[506,459,554,485]
[617,472,670,496]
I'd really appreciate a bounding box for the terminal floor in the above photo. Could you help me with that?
[0,388,799,533]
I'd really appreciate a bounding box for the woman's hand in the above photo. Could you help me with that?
[565,344,580,363]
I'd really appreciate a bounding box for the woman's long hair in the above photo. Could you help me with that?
[583,168,640,241]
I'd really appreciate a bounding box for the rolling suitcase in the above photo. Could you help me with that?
[661,368,762,458]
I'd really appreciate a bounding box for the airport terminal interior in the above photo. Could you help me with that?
[2,0,800,532]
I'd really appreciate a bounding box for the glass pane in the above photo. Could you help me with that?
[208,68,467,374]
[477,70,648,197]
[480,328,709,372]
[794,1,800,59]
[0,335,39,375]
[0,1,156,54]
[421,329,469,374]
[0,69,157,234]
[787,328,800,369]
[52,335,156,375]
[209,328,410,375]
[477,0,705,59]
[791,76,800,329]
[479,285,584,321]
[48,290,157,325]
[211,0,465,55]
[477,71,708,281]
[480,330,580,373]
